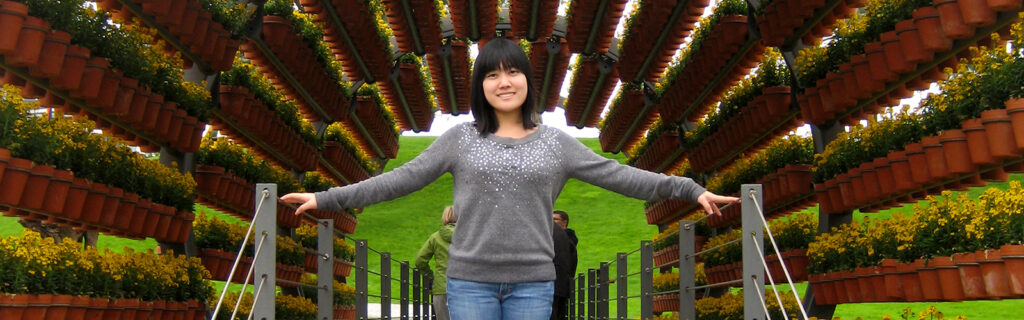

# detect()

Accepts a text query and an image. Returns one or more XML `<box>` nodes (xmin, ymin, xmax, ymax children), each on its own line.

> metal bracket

<box><xmin>348</xmin><ymin>80</ymin><xmax>366</xmax><ymax>116</ymax></box>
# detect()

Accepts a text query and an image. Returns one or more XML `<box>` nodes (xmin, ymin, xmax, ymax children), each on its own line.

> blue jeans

<box><xmin>447</xmin><ymin>277</ymin><xmax>554</xmax><ymax>320</ymax></box>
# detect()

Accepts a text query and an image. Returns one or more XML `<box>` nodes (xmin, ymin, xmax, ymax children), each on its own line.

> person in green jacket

<box><xmin>416</xmin><ymin>205</ymin><xmax>456</xmax><ymax>320</ymax></box>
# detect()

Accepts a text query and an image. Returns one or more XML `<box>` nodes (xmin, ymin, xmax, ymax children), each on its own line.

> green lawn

<box><xmin>3</xmin><ymin>136</ymin><xmax>1023</xmax><ymax>319</ymax></box>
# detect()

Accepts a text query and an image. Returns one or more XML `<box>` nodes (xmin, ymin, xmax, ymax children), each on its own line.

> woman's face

<box><xmin>482</xmin><ymin>66</ymin><xmax>528</xmax><ymax>116</ymax></box>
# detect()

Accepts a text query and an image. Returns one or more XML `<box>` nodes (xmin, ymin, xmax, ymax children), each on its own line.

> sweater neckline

<box><xmin>484</xmin><ymin>124</ymin><xmax>547</xmax><ymax>146</ymax></box>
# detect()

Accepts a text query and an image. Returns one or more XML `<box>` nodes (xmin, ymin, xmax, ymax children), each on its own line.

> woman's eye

<box><xmin>508</xmin><ymin>69</ymin><xmax>520</xmax><ymax>75</ymax></box>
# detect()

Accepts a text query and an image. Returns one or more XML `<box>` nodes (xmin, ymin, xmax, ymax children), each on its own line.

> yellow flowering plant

<box><xmin>356</xmin><ymin>83</ymin><xmax>401</xmax><ymax>137</ymax></box>
<box><xmin>695</xmin><ymin>290</ymin><xmax>800</xmax><ymax>320</ymax></box>
<box><xmin>807</xmin><ymin>220</ymin><xmax>867</xmax><ymax>273</ymax></box>
<box><xmin>219</xmin><ymin>58</ymin><xmax>321</xmax><ymax>148</ymax></box>
<box><xmin>298</xmin><ymin>273</ymin><xmax>357</xmax><ymax>306</ymax></box>
<box><xmin>766</xmin><ymin>212</ymin><xmax>817</xmax><ymax>253</ymax></box>
<box><xmin>200</xmin><ymin>0</ymin><xmax>254</xmax><ymax>36</ymax></box>
<box><xmin>293</xmin><ymin>224</ymin><xmax>355</xmax><ymax>261</ymax></box>
<box><xmin>702</xmin><ymin>229</ymin><xmax>743</xmax><ymax>268</ymax></box>
<box><xmin>812</xmin><ymin>106</ymin><xmax>924</xmax><ymax>183</ymax></box>
<box><xmin>276</xmin><ymin>235</ymin><xmax>305</xmax><ymax>267</ymax></box>
<box><xmin>197</xmin><ymin>134</ymin><xmax>301</xmax><ymax>194</ymax></box>
<box><xmin>275</xmin><ymin>294</ymin><xmax>317</xmax><ymax>320</ymax></box>
<box><xmin>657</xmin><ymin>0</ymin><xmax>747</xmax><ymax>96</ymax></box>
<box><xmin>324</xmin><ymin>122</ymin><xmax>379</xmax><ymax>173</ymax></box>
<box><xmin>193</xmin><ymin>212</ymin><xmax>251</xmax><ymax>255</ymax></box>
<box><xmin>707</xmin><ymin>135</ymin><xmax>812</xmax><ymax>195</ymax></box>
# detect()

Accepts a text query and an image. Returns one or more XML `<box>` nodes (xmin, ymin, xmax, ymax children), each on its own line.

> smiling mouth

<box><xmin>496</xmin><ymin>92</ymin><xmax>516</xmax><ymax>98</ymax></box>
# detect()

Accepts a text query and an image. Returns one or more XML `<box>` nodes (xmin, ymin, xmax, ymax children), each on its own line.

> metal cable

<box><xmin>231</xmin><ymin>233</ymin><xmax>268</xmax><ymax>320</ymax></box>
<box><xmin>691</xmin><ymin>238</ymin><xmax>742</xmax><ymax>257</ymax></box>
<box><xmin>752</xmin><ymin>276</ymin><xmax>773</xmax><ymax>320</ymax></box>
<box><xmin>212</xmin><ymin>189</ymin><xmax>269</xmax><ymax>319</ymax></box>
<box><xmin>690</xmin><ymin>279</ymin><xmax>742</xmax><ymax>290</ymax></box>
<box><xmin>693</xmin><ymin>201</ymin><xmax>736</xmax><ymax>224</ymax></box>
<box><xmin>750</xmin><ymin>189</ymin><xmax>809</xmax><ymax>320</ymax></box>
<box><xmin>750</xmin><ymin>233</ymin><xmax>789</xmax><ymax>320</ymax></box>
<box><xmin>246</xmin><ymin>275</ymin><xmax>269</xmax><ymax>320</ymax></box>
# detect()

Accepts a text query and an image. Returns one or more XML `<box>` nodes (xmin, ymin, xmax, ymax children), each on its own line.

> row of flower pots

<box><xmin>705</xmin><ymin>262</ymin><xmax>744</xmax><ymax>287</ymax></box>
<box><xmin>426</xmin><ymin>39</ymin><xmax>472</xmax><ymax>115</ymax></box>
<box><xmin>380</xmin><ymin>63</ymin><xmax>436</xmax><ymax>132</ymax></box>
<box><xmin>302</xmin><ymin>248</ymin><xmax>353</xmax><ymax>278</ymax></box>
<box><xmin>705</xmin><ymin>165</ymin><xmax>816</xmax><ymax>228</ymax></box>
<box><xmin>0</xmin><ymin>153</ymin><xmax>192</xmax><ymax>243</ymax></box>
<box><xmin>529</xmin><ymin>39</ymin><xmax>571</xmax><ymax>112</ymax></box>
<box><xmin>243</xmin><ymin>16</ymin><xmax>350</xmax><ymax>123</ymax></box>
<box><xmin>322</xmin><ymin>142</ymin><xmax>372</xmax><ymax>184</ymax></box>
<box><xmin>334</xmin><ymin>305</ymin><xmax>356</xmax><ymax>320</ymax></box>
<box><xmin>447</xmin><ymin>0</ymin><xmax>498</xmax><ymax>41</ymax></box>
<box><xmin>809</xmin><ymin>245</ymin><xmax>1024</xmax><ymax>305</ymax></box>
<box><xmin>652</xmin><ymin>293</ymin><xmax>696</xmax><ymax>313</ymax></box>
<box><xmin>0</xmin><ymin>21</ymin><xmax>202</xmax><ymax>153</ymax></box>
<box><xmin>193</xmin><ymin>164</ymin><xmax>304</xmax><ymax>228</ymax></box>
<box><xmin>599</xmin><ymin>86</ymin><xmax>656</xmax><ymax>153</ymax></box>
<box><xmin>565</xmin><ymin>55</ymin><xmax>618</xmax><ymax>128</ymax></box>
<box><xmin>199</xmin><ymin>248</ymin><xmax>304</xmax><ymax>287</ymax></box>
<box><xmin>96</xmin><ymin>0</ymin><xmax>239</xmax><ymax>71</ymax></box>
<box><xmin>686</xmin><ymin>86</ymin><xmax>798</xmax><ymax>173</ymax></box>
<box><xmin>816</xmin><ymin>102</ymin><xmax>1024</xmax><ymax>214</ymax></box>
<box><xmin>382</xmin><ymin>0</ymin><xmax>443</xmax><ymax>54</ymax></box>
<box><xmin>0</xmin><ymin>294</ymin><xmax>205</xmax><ymax>320</ymax></box>
<box><xmin>798</xmin><ymin>2</ymin><xmax>1018</xmax><ymax>127</ymax></box>
<box><xmin>509</xmin><ymin>0</ymin><xmax>560</xmax><ymax>41</ymax></box>
<box><xmin>306</xmin><ymin>209</ymin><xmax>359</xmax><ymax>235</ymax></box>
<box><xmin>216</xmin><ymin>85</ymin><xmax>318</xmax><ymax>171</ymax></box>
<box><xmin>630</xmin><ymin>130</ymin><xmax>682</xmax><ymax>173</ymax></box>
<box><xmin>299</xmin><ymin>0</ymin><xmax>393</xmax><ymax>82</ymax></box>
<box><xmin>343</xmin><ymin>96</ymin><xmax>400</xmax><ymax>158</ymax></box>
<box><xmin>616</xmin><ymin>0</ymin><xmax>707</xmax><ymax>83</ymax></box>
<box><xmin>565</xmin><ymin>0</ymin><xmax>627</xmax><ymax>53</ymax></box>
<box><xmin>652</xmin><ymin>239</ymin><xmax>709</xmax><ymax>268</ymax></box>
<box><xmin>764</xmin><ymin>249</ymin><xmax>810</xmax><ymax>283</ymax></box>
<box><xmin>758</xmin><ymin>0</ymin><xmax>865</xmax><ymax>47</ymax></box>
<box><xmin>658</xmin><ymin>16</ymin><xmax>766</xmax><ymax>123</ymax></box>
<box><xmin>645</xmin><ymin>199</ymin><xmax>695</xmax><ymax>226</ymax></box>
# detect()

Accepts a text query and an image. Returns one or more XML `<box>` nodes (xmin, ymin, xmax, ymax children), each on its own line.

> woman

<box><xmin>281</xmin><ymin>38</ymin><xmax>738</xmax><ymax>319</ymax></box>
<box><xmin>415</xmin><ymin>206</ymin><xmax>457</xmax><ymax>320</ymax></box>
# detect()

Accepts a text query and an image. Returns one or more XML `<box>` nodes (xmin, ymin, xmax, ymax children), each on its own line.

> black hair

<box><xmin>470</xmin><ymin>37</ymin><xmax>538</xmax><ymax>135</ymax></box>
<box><xmin>554</xmin><ymin>210</ymin><xmax>569</xmax><ymax>225</ymax></box>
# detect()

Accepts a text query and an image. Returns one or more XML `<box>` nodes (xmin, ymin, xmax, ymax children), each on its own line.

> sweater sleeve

<box><xmin>314</xmin><ymin>125</ymin><xmax>462</xmax><ymax>211</ymax></box>
<box><xmin>414</xmin><ymin>235</ymin><xmax>435</xmax><ymax>276</ymax></box>
<box><xmin>557</xmin><ymin>131</ymin><xmax>706</xmax><ymax>202</ymax></box>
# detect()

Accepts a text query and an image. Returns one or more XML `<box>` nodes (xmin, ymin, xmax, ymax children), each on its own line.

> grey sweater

<box><xmin>315</xmin><ymin>123</ymin><xmax>706</xmax><ymax>283</ymax></box>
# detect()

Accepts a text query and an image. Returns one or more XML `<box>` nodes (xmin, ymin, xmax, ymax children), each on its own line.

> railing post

<box><xmin>356</xmin><ymin>240</ymin><xmax>369</xmax><ymax>320</ymax></box>
<box><xmin>587</xmin><ymin>269</ymin><xmax>597</xmax><ymax>320</ymax></box>
<box><xmin>568</xmin><ymin>272</ymin><xmax>575</xmax><ymax>320</ymax></box>
<box><xmin>382</xmin><ymin>252</ymin><xmax>392</xmax><ymax>320</ymax></box>
<box><xmin>253</xmin><ymin>183</ymin><xmax>277</xmax><ymax>320</ymax></box>
<box><xmin>640</xmin><ymin>241</ymin><xmax>653</xmax><ymax>320</ymax></box>
<box><xmin>742</xmin><ymin>184</ymin><xmax>766</xmax><ymax>320</ymax></box>
<box><xmin>317</xmin><ymin>219</ymin><xmax>335</xmax><ymax>320</ymax></box>
<box><xmin>577</xmin><ymin>273</ymin><xmax>586</xmax><ymax>320</ymax></box>
<box><xmin>616</xmin><ymin>253</ymin><xmax>627</xmax><ymax>319</ymax></box>
<box><xmin>401</xmin><ymin>261</ymin><xmax>410</xmax><ymax>320</ymax></box>
<box><xmin>680</xmin><ymin>220</ymin><xmax>696</xmax><ymax>320</ymax></box>
<box><xmin>422</xmin><ymin>272</ymin><xmax>432</xmax><ymax>319</ymax></box>
<box><xmin>599</xmin><ymin>262</ymin><xmax>609</xmax><ymax>319</ymax></box>
<box><xmin>412</xmin><ymin>268</ymin><xmax>421</xmax><ymax>320</ymax></box>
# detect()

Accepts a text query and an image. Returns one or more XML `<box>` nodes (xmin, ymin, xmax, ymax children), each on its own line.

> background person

<box><xmin>415</xmin><ymin>205</ymin><xmax>457</xmax><ymax>320</ymax></box>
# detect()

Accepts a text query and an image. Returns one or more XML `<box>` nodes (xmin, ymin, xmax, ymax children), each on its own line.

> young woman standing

<box><xmin>281</xmin><ymin>38</ymin><xmax>739</xmax><ymax>320</ymax></box>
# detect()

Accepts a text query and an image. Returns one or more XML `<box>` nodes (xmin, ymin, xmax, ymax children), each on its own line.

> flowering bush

<box><xmin>694</xmin><ymin>290</ymin><xmax>799</xmax><ymax>320</ymax></box>
<box><xmin>766</xmin><ymin>212</ymin><xmax>817</xmax><ymax>253</ymax></box>
<box><xmin>0</xmin><ymin>86</ymin><xmax>197</xmax><ymax>211</ymax></box>
<box><xmin>193</xmin><ymin>212</ymin><xmax>251</xmax><ymax>255</ymax></box>
<box><xmin>219</xmin><ymin>58</ymin><xmax>321</xmax><ymax>149</ymax></box>
<box><xmin>812</xmin><ymin>107</ymin><xmax>924</xmax><ymax>183</ymax></box>
<box><xmin>197</xmin><ymin>134</ymin><xmax>301</xmax><ymax>194</ymax></box>
<box><xmin>702</xmin><ymin>229</ymin><xmax>743</xmax><ymax>268</ymax></box>
<box><xmin>294</xmin><ymin>224</ymin><xmax>356</xmax><ymax>262</ymax></box>
<box><xmin>707</xmin><ymin>135</ymin><xmax>813</xmax><ymax>194</ymax></box>
<box><xmin>210</xmin><ymin>291</ymin><xmax>316</xmax><ymax>320</ymax></box>
<box><xmin>355</xmin><ymin>83</ymin><xmax>401</xmax><ymax>136</ymax></box>
<box><xmin>276</xmin><ymin>235</ymin><xmax>305</xmax><ymax>267</ymax></box>
<box><xmin>0</xmin><ymin>230</ymin><xmax>211</xmax><ymax>302</ymax></box>
<box><xmin>199</xmin><ymin>0</ymin><xmax>255</xmax><ymax>36</ymax></box>
<box><xmin>651</xmin><ymin>214</ymin><xmax>710</xmax><ymax>251</ymax></box>
<box><xmin>324</xmin><ymin>122</ymin><xmax>379</xmax><ymax>173</ymax></box>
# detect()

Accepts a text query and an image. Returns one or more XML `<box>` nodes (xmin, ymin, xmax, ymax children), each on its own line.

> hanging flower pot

<box><xmin>956</xmin><ymin>0</ymin><xmax>997</xmax><ymax>27</ymax></box>
<box><xmin>100</xmin><ymin>186</ymin><xmax>124</xmax><ymax>227</ymax></box>
<box><xmin>963</xmin><ymin>118</ymin><xmax>997</xmax><ymax>166</ymax></box>
<box><xmin>881</xmin><ymin>31</ymin><xmax>914</xmax><ymax>75</ymax></box>
<box><xmin>980</xmin><ymin>108</ymin><xmax>1019</xmax><ymax>160</ymax></box>
<box><xmin>927</xmin><ymin>255</ymin><xmax>965</xmax><ymax>301</ymax></box>
<box><xmin>935</xmin><ymin>0</ymin><xmax>974</xmax><ymax>39</ymax></box>
<box><xmin>114</xmin><ymin>192</ymin><xmax>138</xmax><ymax>232</ymax></box>
<box><xmin>922</xmin><ymin>136</ymin><xmax>952</xmax><ymax>182</ymax></box>
<box><xmin>0</xmin><ymin>157</ymin><xmax>31</xmax><ymax>207</ymax></box>
<box><xmin>939</xmin><ymin>129</ymin><xmax>976</xmax><ymax>174</ymax></box>
<box><xmin>29</xmin><ymin>30</ymin><xmax>71</xmax><ymax>79</ymax></box>
<box><xmin>0</xmin><ymin>0</ymin><xmax>28</xmax><ymax>54</ymax></box>
<box><xmin>879</xmin><ymin>259</ymin><xmax>904</xmax><ymax>301</ymax></box>
<box><xmin>896</xmin><ymin>261</ymin><xmax>924</xmax><ymax>301</ymax></box>
<box><xmin>50</xmin><ymin>45</ymin><xmax>89</xmax><ymax>92</ymax></box>
<box><xmin>954</xmin><ymin>252</ymin><xmax>987</xmax><ymax>299</ymax></box>
<box><xmin>999</xmin><ymin>244</ymin><xmax>1024</xmax><ymax>296</ymax></box>
<box><xmin>913</xmin><ymin>7</ymin><xmax>953</xmax><ymax>52</ymax></box>
<box><xmin>987</xmin><ymin>0</ymin><xmax>1023</xmax><ymax>11</ymax></box>
<box><xmin>41</xmin><ymin>168</ymin><xmax>73</xmax><ymax>215</ymax></box>
<box><xmin>5</xmin><ymin>16</ymin><xmax>48</xmax><ymax>68</ymax></box>
<box><xmin>19</xmin><ymin>163</ymin><xmax>54</xmax><ymax>210</ymax></box>
<box><xmin>112</xmin><ymin>77</ymin><xmax>138</xmax><ymax>117</ymax></box>
<box><xmin>976</xmin><ymin>249</ymin><xmax>1012</xmax><ymax>299</ymax></box>
<box><xmin>916</xmin><ymin>258</ymin><xmax>944</xmax><ymax>301</ymax></box>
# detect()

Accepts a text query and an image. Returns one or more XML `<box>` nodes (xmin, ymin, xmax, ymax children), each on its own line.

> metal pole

<box><xmin>357</xmin><ymin>240</ymin><xmax>369</xmax><ymax>320</ymax></box>
<box><xmin>616</xmin><ymin>253</ymin><xmax>628</xmax><ymax>319</ymax></box>
<box><xmin>599</xmin><ymin>263</ymin><xmax>609</xmax><ymax>319</ymax></box>
<box><xmin>422</xmin><ymin>272</ymin><xmax>432</xmax><ymax>319</ymax></box>
<box><xmin>382</xmin><ymin>253</ymin><xmax>392</xmax><ymax>320</ymax></box>
<box><xmin>587</xmin><ymin>269</ymin><xmax>597</xmax><ymax>320</ymax></box>
<box><xmin>577</xmin><ymin>273</ymin><xmax>586</xmax><ymax>320</ymax></box>
<box><xmin>680</xmin><ymin>220</ymin><xmax>696</xmax><ymax>320</ymax></box>
<box><xmin>253</xmin><ymin>183</ymin><xmax>277</xmax><ymax>320</ymax></box>
<box><xmin>401</xmin><ymin>262</ymin><xmax>410</xmax><ymax>320</ymax></box>
<box><xmin>640</xmin><ymin>241</ymin><xmax>653</xmax><ymax>320</ymax></box>
<box><xmin>742</xmin><ymin>184</ymin><xmax>766</xmax><ymax>320</ymax></box>
<box><xmin>413</xmin><ymin>268</ymin><xmax>422</xmax><ymax>320</ymax></box>
<box><xmin>568</xmin><ymin>272</ymin><xmax>576</xmax><ymax>320</ymax></box>
<box><xmin>318</xmin><ymin>219</ymin><xmax>335</xmax><ymax>320</ymax></box>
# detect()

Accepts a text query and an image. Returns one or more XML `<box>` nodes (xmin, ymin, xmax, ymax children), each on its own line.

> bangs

<box><xmin>473</xmin><ymin>40</ymin><xmax>532</xmax><ymax>75</ymax></box>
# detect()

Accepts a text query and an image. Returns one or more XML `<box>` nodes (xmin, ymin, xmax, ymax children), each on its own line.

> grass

<box><xmin>3</xmin><ymin>136</ymin><xmax>1022</xmax><ymax>318</ymax></box>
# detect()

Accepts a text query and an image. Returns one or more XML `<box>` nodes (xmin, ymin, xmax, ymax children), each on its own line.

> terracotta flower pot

<box><xmin>935</xmin><ymin>0</ymin><xmax>975</xmax><ymax>40</ymax></box>
<box><xmin>896</xmin><ymin>261</ymin><xmax>924</xmax><ymax>301</ymax></box>
<box><xmin>957</xmin><ymin>0</ymin><xmax>997</xmax><ymax>27</ymax></box>
<box><xmin>19</xmin><ymin>163</ymin><xmax>54</xmax><ymax>210</ymax></box>
<box><xmin>976</xmin><ymin>249</ymin><xmax>1012</xmax><ymax>299</ymax></box>
<box><xmin>939</xmin><ymin>129</ymin><xmax>976</xmax><ymax>174</ymax></box>
<box><xmin>999</xmin><ymin>244</ymin><xmax>1024</xmax><ymax>296</ymax></box>
<box><xmin>913</xmin><ymin>7</ymin><xmax>953</xmax><ymax>53</ymax></box>
<box><xmin>4</xmin><ymin>16</ymin><xmax>48</xmax><ymax>68</ymax></box>
<box><xmin>49</xmin><ymin>44</ymin><xmax>89</xmax><ymax>91</ymax></box>
<box><xmin>0</xmin><ymin>0</ymin><xmax>29</xmax><ymax>54</ymax></box>
<box><xmin>896</xmin><ymin>20</ymin><xmax>932</xmax><ymax>64</ymax></box>
<box><xmin>880</xmin><ymin>259</ymin><xmax>904</xmax><ymax>301</ymax></box>
<box><xmin>916</xmin><ymin>258</ymin><xmax>944</xmax><ymax>301</ymax></box>
<box><xmin>962</xmin><ymin>118</ymin><xmax>997</xmax><ymax>166</ymax></box>
<box><xmin>29</xmin><ymin>30</ymin><xmax>72</xmax><ymax>79</ymax></box>
<box><xmin>922</xmin><ymin>136</ymin><xmax>952</xmax><ymax>182</ymax></box>
<box><xmin>981</xmin><ymin>108</ymin><xmax>1019</xmax><ymax>160</ymax></box>
<box><xmin>954</xmin><ymin>252</ymin><xmax>987</xmax><ymax>299</ymax></box>
<box><xmin>0</xmin><ymin>157</ymin><xmax>31</xmax><ymax>206</ymax></box>
<box><xmin>41</xmin><ymin>168</ymin><xmax>73</xmax><ymax>215</ymax></box>
<box><xmin>72</xmin><ymin>56</ymin><xmax>108</xmax><ymax>101</ymax></box>
<box><xmin>987</xmin><ymin>0</ymin><xmax>1023</xmax><ymax>11</ymax></box>
<box><xmin>927</xmin><ymin>256</ymin><xmax>965</xmax><ymax>301</ymax></box>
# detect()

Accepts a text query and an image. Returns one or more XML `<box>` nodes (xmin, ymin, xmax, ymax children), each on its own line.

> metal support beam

<box><xmin>581</xmin><ymin>0</ymin><xmax>610</xmax><ymax>55</ymax></box>
<box><xmin>741</xmin><ymin>184</ymin><xmax>765</xmax><ymax>320</ymax></box>
<box><xmin>401</xmin><ymin>262</ymin><xmax>410</xmax><ymax>320</ymax></box>
<box><xmin>679</xmin><ymin>220</ymin><xmax>696</xmax><ymax>320</ymax></box>
<box><xmin>576</xmin><ymin>55</ymin><xmax>615</xmax><ymax>129</ymax></box>
<box><xmin>413</xmin><ymin>268</ymin><xmax>422</xmax><ymax>320</ymax></box>
<box><xmin>631</xmin><ymin>0</ymin><xmax>690</xmax><ymax>83</ymax></box>
<box><xmin>616</xmin><ymin>253</ymin><xmax>628</xmax><ymax>319</ymax></box>
<box><xmin>357</xmin><ymin>240</ymin><xmax>369</xmax><ymax>320</ymax></box>
<box><xmin>587</xmin><ymin>269</ymin><xmax>597</xmax><ymax>319</ymax></box>
<box><xmin>640</xmin><ymin>241</ymin><xmax>653</xmax><ymax>320</ymax></box>
<box><xmin>382</xmin><ymin>252</ymin><xmax>392</xmax><ymax>320</ymax></box>
<box><xmin>438</xmin><ymin>40</ymin><xmax>461</xmax><ymax>116</ymax></box>
<box><xmin>577</xmin><ymin>273</ymin><xmax>586</xmax><ymax>320</ymax></box>
<box><xmin>598</xmin><ymin>263</ymin><xmax>609</xmax><ymax>319</ymax></box>
<box><xmin>253</xmin><ymin>183</ymin><xmax>277</xmax><ymax>320</ymax></box>
<box><xmin>318</xmin><ymin>219</ymin><xmax>335</xmax><ymax>320</ymax></box>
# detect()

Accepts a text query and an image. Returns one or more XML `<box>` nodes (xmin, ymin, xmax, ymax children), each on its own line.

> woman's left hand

<box><xmin>697</xmin><ymin>191</ymin><xmax>741</xmax><ymax>216</ymax></box>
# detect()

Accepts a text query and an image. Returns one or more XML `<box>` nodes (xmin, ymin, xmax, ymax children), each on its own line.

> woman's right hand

<box><xmin>280</xmin><ymin>193</ymin><xmax>318</xmax><ymax>216</ymax></box>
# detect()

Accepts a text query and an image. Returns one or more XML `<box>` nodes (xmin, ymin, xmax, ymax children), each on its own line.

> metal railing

<box><xmin>569</xmin><ymin>184</ymin><xmax>811</xmax><ymax>320</ymax></box>
<box><xmin>350</xmin><ymin>237</ymin><xmax>435</xmax><ymax>320</ymax></box>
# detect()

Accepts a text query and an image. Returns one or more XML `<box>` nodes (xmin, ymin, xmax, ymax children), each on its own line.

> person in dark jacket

<box><xmin>551</xmin><ymin>217</ymin><xmax>577</xmax><ymax>320</ymax></box>
<box><xmin>553</xmin><ymin>210</ymin><xmax>578</xmax><ymax>246</ymax></box>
